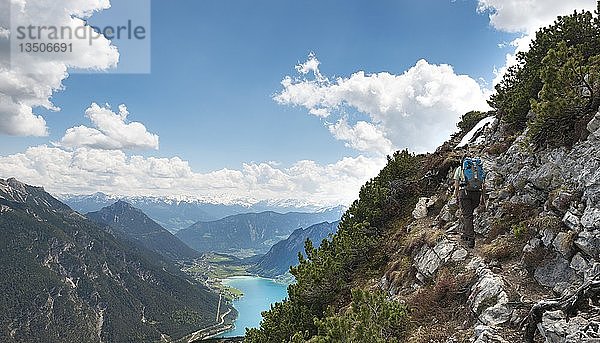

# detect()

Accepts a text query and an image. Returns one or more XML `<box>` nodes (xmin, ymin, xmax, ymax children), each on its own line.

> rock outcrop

<box><xmin>380</xmin><ymin>112</ymin><xmax>600</xmax><ymax>342</ymax></box>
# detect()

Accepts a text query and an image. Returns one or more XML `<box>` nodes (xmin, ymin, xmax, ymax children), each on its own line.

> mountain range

<box><xmin>0</xmin><ymin>178</ymin><xmax>231</xmax><ymax>342</ymax></box>
<box><xmin>249</xmin><ymin>221</ymin><xmax>340</xmax><ymax>278</ymax></box>
<box><xmin>87</xmin><ymin>200</ymin><xmax>200</xmax><ymax>261</ymax></box>
<box><xmin>61</xmin><ymin>192</ymin><xmax>345</xmax><ymax>233</ymax></box>
<box><xmin>176</xmin><ymin>211</ymin><xmax>342</xmax><ymax>256</ymax></box>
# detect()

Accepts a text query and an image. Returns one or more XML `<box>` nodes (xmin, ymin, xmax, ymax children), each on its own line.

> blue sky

<box><xmin>0</xmin><ymin>0</ymin><xmax>596</xmax><ymax>205</ymax></box>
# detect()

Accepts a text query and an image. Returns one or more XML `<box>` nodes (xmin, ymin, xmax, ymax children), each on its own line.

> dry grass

<box><xmin>479</xmin><ymin>235</ymin><xmax>519</xmax><ymax>262</ymax></box>
<box><xmin>487</xmin><ymin>202</ymin><xmax>536</xmax><ymax>242</ymax></box>
<box><xmin>408</xmin><ymin>268</ymin><xmax>475</xmax><ymax>324</ymax></box>
<box><xmin>403</xmin><ymin>227</ymin><xmax>444</xmax><ymax>254</ymax></box>
<box><xmin>528</xmin><ymin>215</ymin><xmax>563</xmax><ymax>233</ymax></box>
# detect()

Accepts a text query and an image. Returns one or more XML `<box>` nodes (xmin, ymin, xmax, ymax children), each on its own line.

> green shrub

<box><xmin>308</xmin><ymin>289</ymin><xmax>409</xmax><ymax>343</ymax></box>
<box><xmin>457</xmin><ymin>111</ymin><xmax>487</xmax><ymax>133</ymax></box>
<box><xmin>245</xmin><ymin>150</ymin><xmax>422</xmax><ymax>342</ymax></box>
<box><xmin>529</xmin><ymin>41</ymin><xmax>600</xmax><ymax>148</ymax></box>
<box><xmin>489</xmin><ymin>6</ymin><xmax>600</xmax><ymax>131</ymax></box>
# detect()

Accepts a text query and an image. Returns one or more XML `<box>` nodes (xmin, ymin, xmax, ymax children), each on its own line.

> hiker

<box><xmin>453</xmin><ymin>155</ymin><xmax>486</xmax><ymax>248</ymax></box>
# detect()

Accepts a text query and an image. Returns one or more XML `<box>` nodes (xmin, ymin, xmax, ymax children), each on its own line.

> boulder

<box><xmin>574</xmin><ymin>230</ymin><xmax>600</xmax><ymax>259</ymax></box>
<box><xmin>569</xmin><ymin>252</ymin><xmax>589</xmax><ymax>275</ymax></box>
<box><xmin>413</xmin><ymin>197</ymin><xmax>436</xmax><ymax>219</ymax></box>
<box><xmin>552</xmin><ymin>231</ymin><xmax>574</xmax><ymax>258</ymax></box>
<box><xmin>534</xmin><ymin>255</ymin><xmax>582</xmax><ymax>291</ymax></box>
<box><xmin>469</xmin><ymin>268</ymin><xmax>510</xmax><ymax>326</ymax></box>
<box><xmin>538</xmin><ymin>310</ymin><xmax>600</xmax><ymax>343</ymax></box>
<box><xmin>413</xmin><ymin>245</ymin><xmax>442</xmax><ymax>279</ymax></box>
<box><xmin>562</xmin><ymin>212</ymin><xmax>581</xmax><ymax>231</ymax></box>
<box><xmin>580</xmin><ymin>206</ymin><xmax>600</xmax><ymax>229</ymax></box>
<box><xmin>586</xmin><ymin>111</ymin><xmax>600</xmax><ymax>138</ymax></box>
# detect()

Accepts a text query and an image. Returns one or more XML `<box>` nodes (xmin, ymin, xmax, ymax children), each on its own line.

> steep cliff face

<box><xmin>379</xmin><ymin>112</ymin><xmax>600</xmax><ymax>342</ymax></box>
<box><xmin>0</xmin><ymin>179</ymin><xmax>230</xmax><ymax>342</ymax></box>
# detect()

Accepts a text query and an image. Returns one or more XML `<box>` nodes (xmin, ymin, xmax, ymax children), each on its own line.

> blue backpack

<box><xmin>462</xmin><ymin>157</ymin><xmax>485</xmax><ymax>191</ymax></box>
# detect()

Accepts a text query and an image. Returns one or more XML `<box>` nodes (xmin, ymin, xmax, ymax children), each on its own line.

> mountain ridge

<box><xmin>61</xmin><ymin>192</ymin><xmax>345</xmax><ymax>233</ymax></box>
<box><xmin>249</xmin><ymin>221</ymin><xmax>340</xmax><ymax>278</ymax></box>
<box><xmin>176</xmin><ymin>210</ymin><xmax>342</xmax><ymax>256</ymax></box>
<box><xmin>86</xmin><ymin>200</ymin><xmax>200</xmax><ymax>261</ymax></box>
<box><xmin>0</xmin><ymin>178</ymin><xmax>233</xmax><ymax>342</ymax></box>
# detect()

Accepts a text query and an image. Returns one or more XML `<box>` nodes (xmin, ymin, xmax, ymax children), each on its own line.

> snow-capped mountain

<box><xmin>58</xmin><ymin>192</ymin><xmax>346</xmax><ymax>233</ymax></box>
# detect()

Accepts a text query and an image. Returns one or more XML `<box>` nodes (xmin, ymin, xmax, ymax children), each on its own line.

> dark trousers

<box><xmin>460</xmin><ymin>190</ymin><xmax>481</xmax><ymax>240</ymax></box>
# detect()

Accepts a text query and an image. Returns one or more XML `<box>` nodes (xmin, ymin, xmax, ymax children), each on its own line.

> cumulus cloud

<box><xmin>477</xmin><ymin>0</ymin><xmax>597</xmax><ymax>85</ymax></box>
<box><xmin>328</xmin><ymin>119</ymin><xmax>395</xmax><ymax>156</ymax></box>
<box><xmin>57</xmin><ymin>103</ymin><xmax>159</xmax><ymax>150</ymax></box>
<box><xmin>0</xmin><ymin>0</ymin><xmax>118</xmax><ymax>136</ymax></box>
<box><xmin>0</xmin><ymin>145</ymin><xmax>385</xmax><ymax>207</ymax></box>
<box><xmin>275</xmin><ymin>55</ymin><xmax>491</xmax><ymax>154</ymax></box>
<box><xmin>477</xmin><ymin>0</ymin><xmax>596</xmax><ymax>33</ymax></box>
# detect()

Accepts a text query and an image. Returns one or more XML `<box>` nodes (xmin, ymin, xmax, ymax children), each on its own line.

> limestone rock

<box><xmin>541</xmin><ymin>228</ymin><xmax>557</xmax><ymax>247</ymax></box>
<box><xmin>413</xmin><ymin>196</ymin><xmax>436</xmax><ymax>219</ymax></box>
<box><xmin>469</xmin><ymin>268</ymin><xmax>510</xmax><ymax>326</ymax></box>
<box><xmin>581</xmin><ymin>206</ymin><xmax>600</xmax><ymax>229</ymax></box>
<box><xmin>413</xmin><ymin>239</ymin><xmax>456</xmax><ymax>279</ymax></box>
<box><xmin>538</xmin><ymin>310</ymin><xmax>600</xmax><ymax>343</ymax></box>
<box><xmin>562</xmin><ymin>212</ymin><xmax>581</xmax><ymax>231</ymax></box>
<box><xmin>480</xmin><ymin>303</ymin><xmax>512</xmax><ymax>326</ymax></box>
<box><xmin>585</xmin><ymin>262</ymin><xmax>600</xmax><ymax>283</ymax></box>
<box><xmin>439</xmin><ymin>203</ymin><xmax>455</xmax><ymax>222</ymax></box>
<box><xmin>570</xmin><ymin>252</ymin><xmax>589</xmax><ymax>275</ymax></box>
<box><xmin>534</xmin><ymin>255</ymin><xmax>581</xmax><ymax>291</ymax></box>
<box><xmin>451</xmin><ymin>247</ymin><xmax>468</xmax><ymax>261</ymax></box>
<box><xmin>552</xmin><ymin>231</ymin><xmax>574</xmax><ymax>258</ymax></box>
<box><xmin>473</xmin><ymin>325</ymin><xmax>509</xmax><ymax>343</ymax></box>
<box><xmin>433</xmin><ymin>239</ymin><xmax>455</xmax><ymax>262</ymax></box>
<box><xmin>413</xmin><ymin>245</ymin><xmax>442</xmax><ymax>279</ymax></box>
<box><xmin>574</xmin><ymin>230</ymin><xmax>600</xmax><ymax>259</ymax></box>
<box><xmin>550</xmin><ymin>191</ymin><xmax>575</xmax><ymax>214</ymax></box>
<box><xmin>587</xmin><ymin>111</ymin><xmax>600</xmax><ymax>138</ymax></box>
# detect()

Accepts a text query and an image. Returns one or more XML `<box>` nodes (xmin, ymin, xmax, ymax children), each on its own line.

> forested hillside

<box><xmin>87</xmin><ymin>201</ymin><xmax>200</xmax><ymax>261</ymax></box>
<box><xmin>246</xmin><ymin>4</ymin><xmax>600</xmax><ymax>342</ymax></box>
<box><xmin>0</xmin><ymin>178</ymin><xmax>230</xmax><ymax>342</ymax></box>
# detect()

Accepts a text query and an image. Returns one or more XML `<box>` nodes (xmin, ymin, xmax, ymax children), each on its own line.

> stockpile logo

<box><xmin>8</xmin><ymin>0</ymin><xmax>151</xmax><ymax>74</ymax></box>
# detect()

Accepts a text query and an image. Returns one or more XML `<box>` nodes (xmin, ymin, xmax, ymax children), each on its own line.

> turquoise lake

<box><xmin>219</xmin><ymin>276</ymin><xmax>289</xmax><ymax>337</ymax></box>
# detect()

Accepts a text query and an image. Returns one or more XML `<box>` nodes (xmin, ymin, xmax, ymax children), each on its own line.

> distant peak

<box><xmin>112</xmin><ymin>200</ymin><xmax>134</xmax><ymax>209</ymax></box>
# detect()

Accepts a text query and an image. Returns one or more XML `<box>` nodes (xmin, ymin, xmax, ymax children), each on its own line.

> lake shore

<box><xmin>218</xmin><ymin>275</ymin><xmax>289</xmax><ymax>338</ymax></box>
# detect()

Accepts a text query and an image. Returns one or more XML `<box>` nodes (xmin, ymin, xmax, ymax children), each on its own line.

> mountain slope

<box><xmin>175</xmin><ymin>211</ymin><xmax>342</xmax><ymax>255</ymax></box>
<box><xmin>0</xmin><ymin>178</ymin><xmax>232</xmax><ymax>342</ymax></box>
<box><xmin>87</xmin><ymin>201</ymin><xmax>200</xmax><ymax>261</ymax></box>
<box><xmin>249</xmin><ymin>221</ymin><xmax>339</xmax><ymax>278</ymax></box>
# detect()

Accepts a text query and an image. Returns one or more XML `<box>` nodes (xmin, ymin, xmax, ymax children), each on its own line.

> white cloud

<box><xmin>0</xmin><ymin>0</ymin><xmax>118</xmax><ymax>136</ymax></box>
<box><xmin>328</xmin><ymin>119</ymin><xmax>395</xmax><ymax>156</ymax></box>
<box><xmin>477</xmin><ymin>0</ymin><xmax>597</xmax><ymax>85</ymax></box>
<box><xmin>0</xmin><ymin>145</ymin><xmax>385</xmax><ymax>207</ymax></box>
<box><xmin>57</xmin><ymin>103</ymin><xmax>159</xmax><ymax>150</ymax></box>
<box><xmin>477</xmin><ymin>0</ymin><xmax>596</xmax><ymax>33</ymax></box>
<box><xmin>275</xmin><ymin>55</ymin><xmax>491</xmax><ymax>154</ymax></box>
